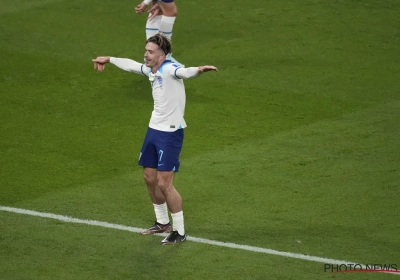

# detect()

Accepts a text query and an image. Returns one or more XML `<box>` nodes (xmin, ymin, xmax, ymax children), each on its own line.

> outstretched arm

<box><xmin>174</xmin><ymin>65</ymin><xmax>218</xmax><ymax>79</ymax></box>
<box><xmin>92</xmin><ymin>56</ymin><xmax>149</xmax><ymax>76</ymax></box>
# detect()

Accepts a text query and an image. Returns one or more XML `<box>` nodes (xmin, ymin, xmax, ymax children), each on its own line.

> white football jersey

<box><xmin>110</xmin><ymin>58</ymin><xmax>200</xmax><ymax>132</ymax></box>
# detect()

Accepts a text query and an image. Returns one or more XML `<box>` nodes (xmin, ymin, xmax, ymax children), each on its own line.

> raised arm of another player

<box><xmin>135</xmin><ymin>0</ymin><xmax>157</xmax><ymax>14</ymax></box>
<box><xmin>174</xmin><ymin>65</ymin><xmax>218</xmax><ymax>79</ymax></box>
<box><xmin>92</xmin><ymin>56</ymin><xmax>150</xmax><ymax>76</ymax></box>
<box><xmin>135</xmin><ymin>0</ymin><xmax>149</xmax><ymax>14</ymax></box>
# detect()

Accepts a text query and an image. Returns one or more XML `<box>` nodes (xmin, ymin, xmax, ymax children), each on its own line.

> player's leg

<box><xmin>157</xmin><ymin>0</ymin><xmax>184</xmax><ymax>66</ymax></box>
<box><xmin>146</xmin><ymin>14</ymin><xmax>162</xmax><ymax>39</ymax></box>
<box><xmin>154</xmin><ymin>128</ymin><xmax>186</xmax><ymax>244</ymax></box>
<box><xmin>157</xmin><ymin>171</ymin><xmax>182</xmax><ymax>213</ymax></box>
<box><xmin>143</xmin><ymin>167</ymin><xmax>164</xmax><ymax>204</ymax></box>
<box><xmin>145</xmin><ymin>2</ymin><xmax>162</xmax><ymax>40</ymax></box>
<box><xmin>157</xmin><ymin>171</ymin><xmax>186</xmax><ymax>244</ymax></box>
<box><xmin>158</xmin><ymin>0</ymin><xmax>178</xmax><ymax>22</ymax></box>
<box><xmin>139</xmin><ymin>128</ymin><xmax>171</xmax><ymax>235</ymax></box>
<box><xmin>141</xmin><ymin>167</ymin><xmax>172</xmax><ymax>234</ymax></box>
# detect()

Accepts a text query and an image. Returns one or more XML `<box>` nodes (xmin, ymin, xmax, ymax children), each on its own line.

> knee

<box><xmin>143</xmin><ymin>171</ymin><xmax>156</xmax><ymax>185</ymax></box>
<box><xmin>162</xmin><ymin>10</ymin><xmax>177</xmax><ymax>17</ymax></box>
<box><xmin>162</xmin><ymin>4</ymin><xmax>177</xmax><ymax>17</ymax></box>
<box><xmin>168</xmin><ymin>9</ymin><xmax>177</xmax><ymax>17</ymax></box>
<box><xmin>157</xmin><ymin>178</ymin><xmax>172</xmax><ymax>193</ymax></box>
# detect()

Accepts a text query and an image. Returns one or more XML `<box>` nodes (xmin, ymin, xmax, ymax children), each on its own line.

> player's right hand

<box><xmin>135</xmin><ymin>2</ymin><xmax>147</xmax><ymax>14</ymax></box>
<box><xmin>198</xmin><ymin>66</ymin><xmax>218</xmax><ymax>73</ymax></box>
<box><xmin>148</xmin><ymin>4</ymin><xmax>162</xmax><ymax>20</ymax></box>
<box><xmin>92</xmin><ymin>57</ymin><xmax>110</xmax><ymax>72</ymax></box>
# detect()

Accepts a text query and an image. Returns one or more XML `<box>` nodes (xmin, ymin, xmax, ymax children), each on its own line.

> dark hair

<box><xmin>146</xmin><ymin>33</ymin><xmax>172</xmax><ymax>55</ymax></box>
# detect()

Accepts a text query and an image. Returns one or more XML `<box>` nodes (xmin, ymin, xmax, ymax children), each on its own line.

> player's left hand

<box><xmin>198</xmin><ymin>66</ymin><xmax>218</xmax><ymax>73</ymax></box>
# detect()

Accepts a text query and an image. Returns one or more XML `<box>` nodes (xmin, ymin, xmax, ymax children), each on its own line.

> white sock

<box><xmin>171</xmin><ymin>211</ymin><xmax>185</xmax><ymax>236</ymax></box>
<box><xmin>153</xmin><ymin>203</ymin><xmax>169</xmax><ymax>225</ymax></box>
<box><xmin>146</xmin><ymin>14</ymin><xmax>162</xmax><ymax>39</ymax></box>
<box><xmin>159</xmin><ymin>17</ymin><xmax>184</xmax><ymax>66</ymax></box>
<box><xmin>159</xmin><ymin>15</ymin><xmax>175</xmax><ymax>40</ymax></box>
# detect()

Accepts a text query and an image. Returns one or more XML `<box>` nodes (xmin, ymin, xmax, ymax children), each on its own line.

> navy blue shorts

<box><xmin>138</xmin><ymin>127</ymin><xmax>184</xmax><ymax>172</ymax></box>
<box><xmin>157</xmin><ymin>0</ymin><xmax>174</xmax><ymax>3</ymax></box>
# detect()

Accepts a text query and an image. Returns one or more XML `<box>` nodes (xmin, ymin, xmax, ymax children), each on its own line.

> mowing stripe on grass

<box><xmin>4</xmin><ymin>204</ymin><xmax>399</xmax><ymax>276</ymax></box>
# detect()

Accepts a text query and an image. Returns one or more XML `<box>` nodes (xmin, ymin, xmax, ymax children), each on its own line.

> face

<box><xmin>144</xmin><ymin>42</ymin><xmax>165</xmax><ymax>68</ymax></box>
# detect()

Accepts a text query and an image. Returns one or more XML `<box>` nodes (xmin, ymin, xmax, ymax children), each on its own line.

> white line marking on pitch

<box><xmin>0</xmin><ymin>205</ymin><xmax>395</xmax><ymax>274</ymax></box>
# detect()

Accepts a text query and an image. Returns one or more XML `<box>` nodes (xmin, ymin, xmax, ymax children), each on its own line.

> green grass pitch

<box><xmin>0</xmin><ymin>0</ymin><xmax>399</xmax><ymax>279</ymax></box>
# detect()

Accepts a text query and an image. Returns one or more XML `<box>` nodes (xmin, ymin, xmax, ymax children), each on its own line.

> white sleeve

<box><xmin>173</xmin><ymin>67</ymin><xmax>200</xmax><ymax>79</ymax></box>
<box><xmin>110</xmin><ymin>57</ymin><xmax>149</xmax><ymax>76</ymax></box>
<box><xmin>143</xmin><ymin>0</ymin><xmax>152</xmax><ymax>5</ymax></box>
